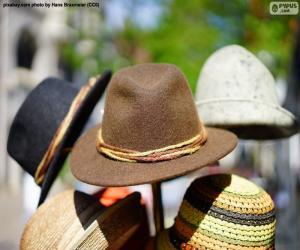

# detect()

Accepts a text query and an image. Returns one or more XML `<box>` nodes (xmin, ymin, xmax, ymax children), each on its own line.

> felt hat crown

<box><xmin>21</xmin><ymin>190</ymin><xmax>142</xmax><ymax>250</ymax></box>
<box><xmin>71</xmin><ymin>63</ymin><xmax>237</xmax><ymax>186</ymax></box>
<box><xmin>155</xmin><ymin>174</ymin><xmax>276</xmax><ymax>249</ymax></box>
<box><xmin>7</xmin><ymin>71</ymin><xmax>112</xmax><ymax>205</ymax></box>
<box><xmin>196</xmin><ymin>45</ymin><xmax>298</xmax><ymax>139</ymax></box>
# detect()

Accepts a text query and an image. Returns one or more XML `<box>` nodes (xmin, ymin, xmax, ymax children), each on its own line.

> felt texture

<box><xmin>8</xmin><ymin>78</ymin><xmax>77</xmax><ymax>177</ymax></box>
<box><xmin>71</xmin><ymin>63</ymin><xmax>238</xmax><ymax>186</ymax></box>
<box><xmin>7</xmin><ymin>71</ymin><xmax>112</xmax><ymax>205</ymax></box>
<box><xmin>197</xmin><ymin>100</ymin><xmax>298</xmax><ymax>140</ymax></box>
<box><xmin>102</xmin><ymin>63</ymin><xmax>200</xmax><ymax>151</ymax></box>
<box><xmin>20</xmin><ymin>190</ymin><xmax>142</xmax><ymax>250</ymax></box>
<box><xmin>72</xmin><ymin>125</ymin><xmax>236</xmax><ymax>186</ymax></box>
<box><xmin>196</xmin><ymin>44</ymin><xmax>299</xmax><ymax>140</ymax></box>
<box><xmin>39</xmin><ymin>71</ymin><xmax>111</xmax><ymax>205</ymax></box>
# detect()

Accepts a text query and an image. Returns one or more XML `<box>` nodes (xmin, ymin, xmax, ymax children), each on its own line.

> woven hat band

<box><xmin>96</xmin><ymin>126</ymin><xmax>208</xmax><ymax>163</ymax></box>
<box><xmin>34</xmin><ymin>77</ymin><xmax>98</xmax><ymax>185</ymax></box>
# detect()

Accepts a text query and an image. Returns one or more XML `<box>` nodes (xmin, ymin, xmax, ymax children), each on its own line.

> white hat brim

<box><xmin>196</xmin><ymin>99</ymin><xmax>299</xmax><ymax>140</ymax></box>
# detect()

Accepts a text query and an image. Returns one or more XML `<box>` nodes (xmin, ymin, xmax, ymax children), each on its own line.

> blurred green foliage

<box><xmin>61</xmin><ymin>0</ymin><xmax>299</xmax><ymax>92</ymax></box>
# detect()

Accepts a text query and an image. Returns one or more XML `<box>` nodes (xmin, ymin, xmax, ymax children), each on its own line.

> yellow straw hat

<box><xmin>20</xmin><ymin>190</ymin><xmax>142</xmax><ymax>250</ymax></box>
<box><xmin>155</xmin><ymin>174</ymin><xmax>276</xmax><ymax>250</ymax></box>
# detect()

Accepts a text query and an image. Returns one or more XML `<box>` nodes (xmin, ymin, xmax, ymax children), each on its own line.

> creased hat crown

<box><xmin>102</xmin><ymin>63</ymin><xmax>201</xmax><ymax>152</ymax></box>
<box><xmin>196</xmin><ymin>45</ymin><xmax>279</xmax><ymax>104</ymax></box>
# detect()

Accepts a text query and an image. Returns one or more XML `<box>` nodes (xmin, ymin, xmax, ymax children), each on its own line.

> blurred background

<box><xmin>1</xmin><ymin>0</ymin><xmax>300</xmax><ymax>249</ymax></box>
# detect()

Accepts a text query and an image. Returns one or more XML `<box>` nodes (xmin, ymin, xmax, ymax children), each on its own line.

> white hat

<box><xmin>196</xmin><ymin>44</ymin><xmax>298</xmax><ymax>139</ymax></box>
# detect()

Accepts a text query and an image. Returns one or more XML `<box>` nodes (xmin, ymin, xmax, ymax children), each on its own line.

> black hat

<box><xmin>7</xmin><ymin>71</ymin><xmax>112</xmax><ymax>205</ymax></box>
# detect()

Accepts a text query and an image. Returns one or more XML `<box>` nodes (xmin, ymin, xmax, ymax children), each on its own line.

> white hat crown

<box><xmin>196</xmin><ymin>45</ymin><xmax>279</xmax><ymax>105</ymax></box>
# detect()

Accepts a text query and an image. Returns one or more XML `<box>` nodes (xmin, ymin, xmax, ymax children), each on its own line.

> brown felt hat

<box><xmin>70</xmin><ymin>63</ymin><xmax>238</xmax><ymax>186</ymax></box>
<box><xmin>21</xmin><ymin>190</ymin><xmax>142</xmax><ymax>250</ymax></box>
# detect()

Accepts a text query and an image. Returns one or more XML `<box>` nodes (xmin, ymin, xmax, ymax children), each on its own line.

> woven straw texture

<box><xmin>156</xmin><ymin>174</ymin><xmax>275</xmax><ymax>250</ymax></box>
<box><xmin>20</xmin><ymin>190</ymin><xmax>141</xmax><ymax>250</ymax></box>
<box><xmin>20</xmin><ymin>190</ymin><xmax>108</xmax><ymax>250</ymax></box>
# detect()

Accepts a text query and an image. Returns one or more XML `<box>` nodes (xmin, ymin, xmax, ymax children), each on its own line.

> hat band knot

<box><xmin>96</xmin><ymin>127</ymin><xmax>207</xmax><ymax>163</ymax></box>
<box><xmin>34</xmin><ymin>77</ymin><xmax>99</xmax><ymax>185</ymax></box>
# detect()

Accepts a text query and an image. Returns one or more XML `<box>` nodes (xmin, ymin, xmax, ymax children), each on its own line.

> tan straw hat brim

<box><xmin>20</xmin><ymin>190</ymin><xmax>141</xmax><ymax>250</ymax></box>
<box><xmin>70</xmin><ymin>125</ymin><xmax>237</xmax><ymax>186</ymax></box>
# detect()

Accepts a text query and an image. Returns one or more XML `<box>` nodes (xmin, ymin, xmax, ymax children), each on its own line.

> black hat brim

<box><xmin>38</xmin><ymin>71</ymin><xmax>112</xmax><ymax>206</ymax></box>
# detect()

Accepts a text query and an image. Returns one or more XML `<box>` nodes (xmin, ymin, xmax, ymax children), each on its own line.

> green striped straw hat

<box><xmin>156</xmin><ymin>174</ymin><xmax>275</xmax><ymax>250</ymax></box>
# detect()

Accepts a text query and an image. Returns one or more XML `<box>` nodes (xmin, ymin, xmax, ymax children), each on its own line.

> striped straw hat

<box><xmin>21</xmin><ymin>190</ymin><xmax>142</xmax><ymax>250</ymax></box>
<box><xmin>155</xmin><ymin>174</ymin><xmax>276</xmax><ymax>250</ymax></box>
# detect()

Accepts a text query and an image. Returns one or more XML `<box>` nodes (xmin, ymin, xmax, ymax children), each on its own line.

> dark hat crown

<box><xmin>7</xmin><ymin>78</ymin><xmax>78</xmax><ymax>177</ymax></box>
<box><xmin>102</xmin><ymin>63</ymin><xmax>201</xmax><ymax>151</ymax></box>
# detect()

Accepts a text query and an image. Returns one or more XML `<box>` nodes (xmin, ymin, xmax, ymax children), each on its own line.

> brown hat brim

<box><xmin>70</xmin><ymin>125</ymin><xmax>238</xmax><ymax>186</ymax></box>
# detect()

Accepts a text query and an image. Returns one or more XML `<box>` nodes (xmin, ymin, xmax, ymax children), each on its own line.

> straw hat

<box><xmin>196</xmin><ymin>45</ymin><xmax>299</xmax><ymax>139</ymax></box>
<box><xmin>21</xmin><ymin>190</ymin><xmax>142</xmax><ymax>250</ymax></box>
<box><xmin>71</xmin><ymin>63</ymin><xmax>237</xmax><ymax>186</ymax></box>
<box><xmin>7</xmin><ymin>72</ymin><xmax>111</xmax><ymax>205</ymax></box>
<box><xmin>155</xmin><ymin>174</ymin><xmax>276</xmax><ymax>249</ymax></box>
